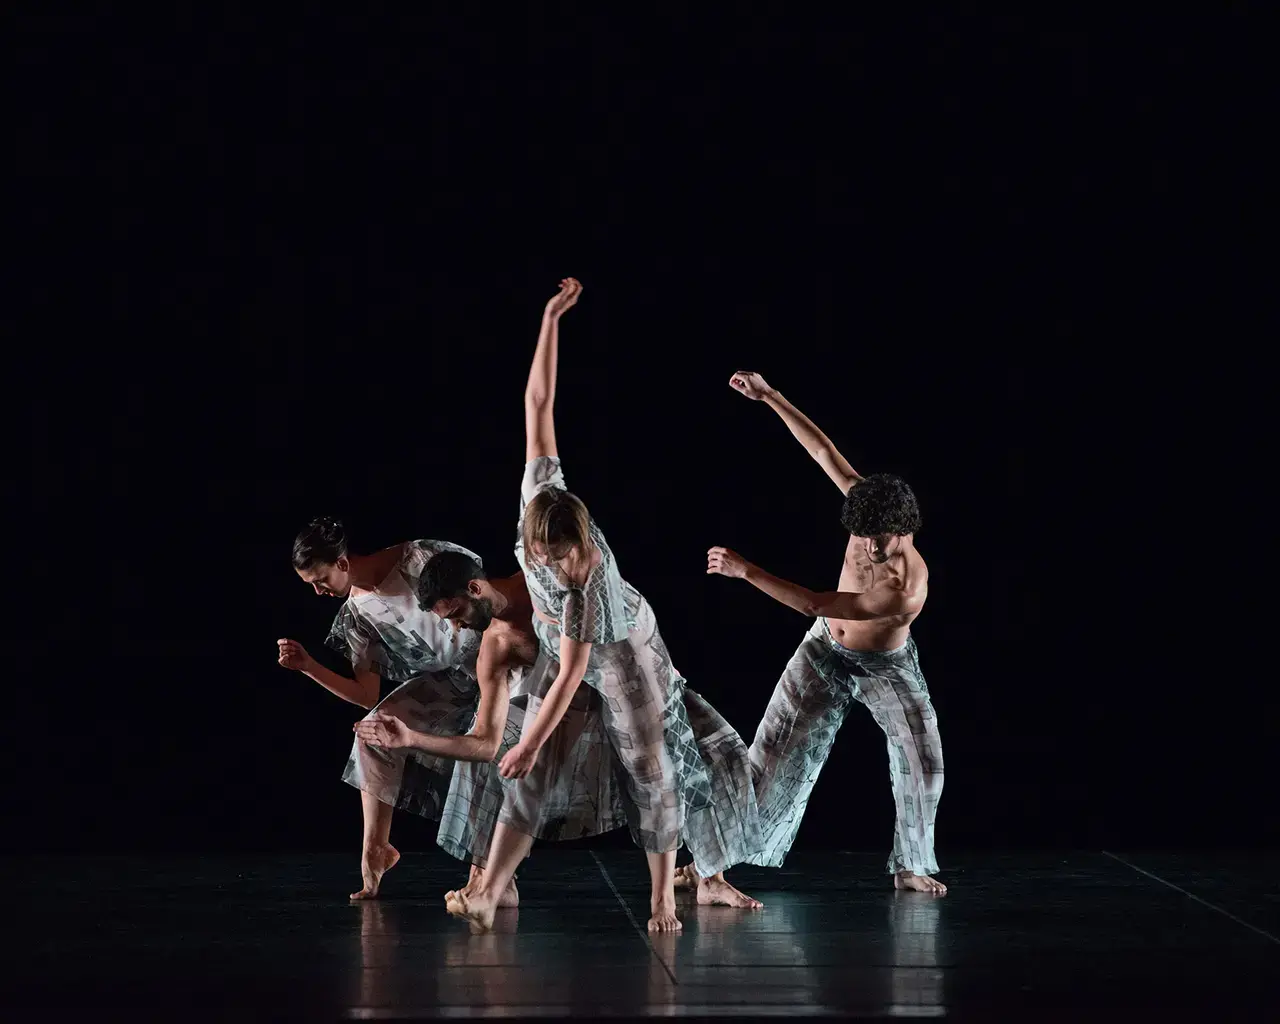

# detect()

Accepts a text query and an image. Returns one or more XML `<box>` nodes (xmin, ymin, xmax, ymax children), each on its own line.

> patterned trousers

<box><xmin>748</xmin><ymin>619</ymin><xmax>944</xmax><ymax>875</ymax></box>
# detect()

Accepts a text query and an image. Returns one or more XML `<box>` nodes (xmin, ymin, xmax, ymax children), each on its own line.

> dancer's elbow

<box><xmin>475</xmin><ymin>733</ymin><xmax>502</xmax><ymax>762</ymax></box>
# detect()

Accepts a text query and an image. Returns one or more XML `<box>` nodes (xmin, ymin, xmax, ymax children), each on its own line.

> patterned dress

<box><xmin>327</xmin><ymin>539</ymin><xmax>518</xmax><ymax>865</ymax></box>
<box><xmin>749</xmin><ymin>617</ymin><xmax>944</xmax><ymax>875</ymax></box>
<box><xmin>501</xmin><ymin>457</ymin><xmax>762</xmax><ymax>877</ymax></box>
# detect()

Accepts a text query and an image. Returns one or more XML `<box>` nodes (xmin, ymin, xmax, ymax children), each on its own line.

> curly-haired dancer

<box><xmin>696</xmin><ymin>370</ymin><xmax>946</xmax><ymax>896</ymax></box>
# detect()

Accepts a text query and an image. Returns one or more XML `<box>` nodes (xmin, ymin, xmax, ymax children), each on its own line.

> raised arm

<box><xmin>524</xmin><ymin>277</ymin><xmax>583</xmax><ymax>463</ymax></box>
<box><xmin>352</xmin><ymin>635</ymin><xmax>513</xmax><ymax>762</ymax></box>
<box><xmin>729</xmin><ymin>371</ymin><xmax>861</xmax><ymax>494</ymax></box>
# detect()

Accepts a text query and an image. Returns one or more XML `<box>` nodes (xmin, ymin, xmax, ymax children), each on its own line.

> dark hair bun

<box><xmin>310</xmin><ymin>516</ymin><xmax>345</xmax><ymax>539</ymax></box>
<box><xmin>292</xmin><ymin>516</ymin><xmax>350</xmax><ymax>570</ymax></box>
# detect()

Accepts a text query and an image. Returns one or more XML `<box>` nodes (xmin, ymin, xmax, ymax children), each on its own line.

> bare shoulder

<box><xmin>373</xmin><ymin>541</ymin><xmax>410</xmax><ymax>569</ymax></box>
<box><xmin>477</xmin><ymin>628</ymin><xmax>515</xmax><ymax>673</ymax></box>
<box><xmin>903</xmin><ymin>550</ymin><xmax>929</xmax><ymax>602</ymax></box>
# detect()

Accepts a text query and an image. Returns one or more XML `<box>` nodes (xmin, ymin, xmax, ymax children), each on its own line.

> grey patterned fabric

<box><xmin>434</xmin><ymin>671</ymin><xmax>531</xmax><ymax>866</ymax></box>
<box><xmin>343</xmin><ymin>670</ymin><xmax>497</xmax><ymax>825</ymax></box>
<box><xmin>329</xmin><ymin>539</ymin><xmax>522</xmax><ymax>864</ymax></box>
<box><xmin>325</xmin><ymin>540</ymin><xmax>484</xmax><ymax>685</ymax></box>
<box><xmin>749</xmin><ymin>617</ymin><xmax>944</xmax><ymax>875</ymax></box>
<box><xmin>681</xmin><ymin>688</ymin><xmax>764</xmax><ymax>877</ymax></box>
<box><xmin>489</xmin><ymin>652</ymin><xmax>628</xmax><ymax>846</ymax></box>
<box><xmin>508</xmin><ymin>457</ymin><xmax>761</xmax><ymax>876</ymax></box>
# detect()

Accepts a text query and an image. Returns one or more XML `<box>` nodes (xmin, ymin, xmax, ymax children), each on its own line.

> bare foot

<box><xmin>672</xmin><ymin>864</ymin><xmax>698</xmax><ymax>891</ymax></box>
<box><xmin>894</xmin><ymin>870</ymin><xmax>947</xmax><ymax>895</ymax></box>
<box><xmin>446</xmin><ymin>868</ymin><xmax>520</xmax><ymax>909</ymax></box>
<box><xmin>696</xmin><ymin>872</ymin><xmax>764</xmax><ymax>909</ymax></box>
<box><xmin>495</xmin><ymin>877</ymin><xmax>519</xmax><ymax>908</ymax></box>
<box><xmin>648</xmin><ymin>896</ymin><xmax>682</xmax><ymax>933</ymax></box>
<box><xmin>350</xmin><ymin>843</ymin><xmax>400</xmax><ymax>900</ymax></box>
<box><xmin>446</xmin><ymin>888</ymin><xmax>496</xmax><ymax>934</ymax></box>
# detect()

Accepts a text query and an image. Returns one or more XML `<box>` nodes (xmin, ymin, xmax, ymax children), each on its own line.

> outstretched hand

<box><xmin>354</xmin><ymin>712</ymin><xmax>415</xmax><ymax>749</ymax></box>
<box><xmin>544</xmin><ymin>277</ymin><xmax>582</xmax><ymax>319</ymax></box>
<box><xmin>728</xmin><ymin>370</ymin><xmax>773</xmax><ymax>401</ymax></box>
<box><xmin>707</xmin><ymin>546</ymin><xmax>749</xmax><ymax>579</ymax></box>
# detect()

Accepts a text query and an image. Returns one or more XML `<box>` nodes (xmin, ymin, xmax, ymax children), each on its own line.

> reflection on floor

<box><xmin>6</xmin><ymin>849</ymin><xmax>1277</xmax><ymax>1020</ymax></box>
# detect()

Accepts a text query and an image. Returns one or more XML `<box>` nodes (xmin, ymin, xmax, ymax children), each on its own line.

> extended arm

<box><xmin>524</xmin><ymin>277</ymin><xmax>583</xmax><ymax>463</ymax></box>
<box><xmin>516</xmin><ymin>632</ymin><xmax>591</xmax><ymax>750</ymax></box>
<box><xmin>355</xmin><ymin>636</ymin><xmax>512</xmax><ymax>762</ymax></box>
<box><xmin>729</xmin><ymin>371</ymin><xmax>861</xmax><ymax>493</ymax></box>
<box><xmin>706</xmin><ymin>546</ymin><xmax>887</xmax><ymax>620</ymax></box>
<box><xmin>278</xmin><ymin>638</ymin><xmax>381</xmax><ymax>708</ymax></box>
<box><xmin>498</xmin><ymin>632</ymin><xmax>592</xmax><ymax>778</ymax></box>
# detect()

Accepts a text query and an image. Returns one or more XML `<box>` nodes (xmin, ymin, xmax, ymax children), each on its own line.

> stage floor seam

<box><xmin>1101</xmin><ymin>849</ymin><xmax>1280</xmax><ymax>945</ymax></box>
<box><xmin>591</xmin><ymin>849</ymin><xmax>679</xmax><ymax>984</ymax></box>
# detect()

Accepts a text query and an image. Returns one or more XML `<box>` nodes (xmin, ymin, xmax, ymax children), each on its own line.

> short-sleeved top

<box><xmin>325</xmin><ymin>539</ymin><xmax>484</xmax><ymax>684</ymax></box>
<box><xmin>516</xmin><ymin>457</ymin><xmax>632</xmax><ymax>647</ymax></box>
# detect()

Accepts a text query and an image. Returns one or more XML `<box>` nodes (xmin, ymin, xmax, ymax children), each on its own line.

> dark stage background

<box><xmin>15</xmin><ymin>13</ymin><xmax>1270</xmax><ymax>858</ymax></box>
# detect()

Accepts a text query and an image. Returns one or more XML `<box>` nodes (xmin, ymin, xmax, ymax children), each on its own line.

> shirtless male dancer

<box><xmin>352</xmin><ymin>550</ymin><xmax>573</xmax><ymax>907</ymax></box>
<box><xmin>355</xmin><ymin>553</ymin><xmax>539</xmax><ymax>777</ymax></box>
<box><xmin>691</xmin><ymin>369</ymin><xmax>946</xmax><ymax>895</ymax></box>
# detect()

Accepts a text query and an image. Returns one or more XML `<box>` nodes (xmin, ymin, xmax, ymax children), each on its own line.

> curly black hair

<box><xmin>840</xmin><ymin>474</ymin><xmax>922</xmax><ymax>538</ymax></box>
<box><xmin>418</xmin><ymin>549</ymin><xmax>487</xmax><ymax>609</ymax></box>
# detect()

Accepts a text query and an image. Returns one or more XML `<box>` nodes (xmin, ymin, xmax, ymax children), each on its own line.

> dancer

<box><xmin>280</xmin><ymin>526</ymin><xmax>519</xmax><ymax>901</ymax></box>
<box><xmin>446</xmin><ymin>279</ymin><xmax>762</xmax><ymax>935</ymax></box>
<box><xmin>699</xmin><ymin>370</ymin><xmax>946</xmax><ymax>895</ymax></box>
<box><xmin>355</xmin><ymin>547</ymin><xmax>626</xmax><ymax>903</ymax></box>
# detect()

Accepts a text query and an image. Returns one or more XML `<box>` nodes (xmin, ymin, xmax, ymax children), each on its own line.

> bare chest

<box><xmin>838</xmin><ymin>538</ymin><xmax>880</xmax><ymax>594</ymax></box>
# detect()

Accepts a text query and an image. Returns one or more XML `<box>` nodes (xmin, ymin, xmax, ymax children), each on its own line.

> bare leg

<box><xmin>895</xmin><ymin>870</ymin><xmax>947</xmax><ymax>895</ymax></box>
<box><xmin>351</xmin><ymin>790</ymin><xmax>400</xmax><ymax>900</ymax></box>
<box><xmin>647</xmin><ymin>850</ymin><xmax>681</xmax><ymax>933</ymax></box>
<box><xmin>446</xmin><ymin>823</ymin><xmax>533</xmax><ymax>933</ymax></box>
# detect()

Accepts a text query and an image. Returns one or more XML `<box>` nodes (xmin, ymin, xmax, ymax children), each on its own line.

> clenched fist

<box><xmin>707</xmin><ymin>546</ymin><xmax>749</xmax><ymax>579</ymax></box>
<box><xmin>728</xmin><ymin>370</ymin><xmax>774</xmax><ymax>401</ymax></box>
<box><xmin>544</xmin><ymin>277</ymin><xmax>582</xmax><ymax>319</ymax></box>
<box><xmin>277</xmin><ymin>638</ymin><xmax>315</xmax><ymax>672</ymax></box>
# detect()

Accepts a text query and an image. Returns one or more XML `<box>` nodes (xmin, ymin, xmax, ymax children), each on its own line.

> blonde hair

<box><xmin>522</xmin><ymin>488</ymin><xmax>591</xmax><ymax>564</ymax></box>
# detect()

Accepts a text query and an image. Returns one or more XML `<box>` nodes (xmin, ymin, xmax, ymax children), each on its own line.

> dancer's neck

<box><xmin>487</xmin><ymin>574</ymin><xmax>531</xmax><ymax>623</ymax></box>
<box><xmin>348</xmin><ymin>544</ymin><xmax>405</xmax><ymax>593</ymax></box>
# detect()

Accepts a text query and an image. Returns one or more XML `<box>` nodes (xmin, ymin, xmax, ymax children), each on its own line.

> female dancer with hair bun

<box><xmin>279</xmin><ymin>522</ymin><xmax>522</xmax><ymax>903</ymax></box>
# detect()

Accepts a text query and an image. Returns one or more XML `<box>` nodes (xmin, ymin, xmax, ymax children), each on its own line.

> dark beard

<box><xmin>467</xmin><ymin>597</ymin><xmax>495</xmax><ymax>631</ymax></box>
